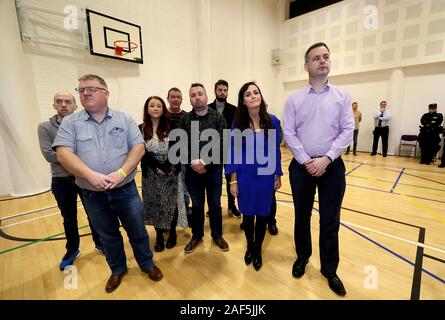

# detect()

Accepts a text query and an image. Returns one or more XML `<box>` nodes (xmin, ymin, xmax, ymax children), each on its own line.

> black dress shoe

<box><xmin>292</xmin><ymin>258</ymin><xmax>309</xmax><ymax>278</ymax></box>
<box><xmin>154</xmin><ymin>240</ymin><xmax>165</xmax><ymax>252</ymax></box>
<box><xmin>253</xmin><ymin>253</ymin><xmax>262</xmax><ymax>271</ymax></box>
<box><xmin>268</xmin><ymin>224</ymin><xmax>278</xmax><ymax>235</ymax></box>
<box><xmin>321</xmin><ymin>270</ymin><xmax>346</xmax><ymax>296</ymax></box>
<box><xmin>244</xmin><ymin>249</ymin><xmax>253</xmax><ymax>265</ymax></box>
<box><xmin>370</xmin><ymin>152</ymin><xmax>376</xmax><ymax>156</ymax></box>
<box><xmin>166</xmin><ymin>231</ymin><xmax>177</xmax><ymax>249</ymax></box>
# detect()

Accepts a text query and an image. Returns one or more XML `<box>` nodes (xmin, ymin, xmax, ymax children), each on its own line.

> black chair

<box><xmin>398</xmin><ymin>135</ymin><xmax>418</xmax><ymax>157</ymax></box>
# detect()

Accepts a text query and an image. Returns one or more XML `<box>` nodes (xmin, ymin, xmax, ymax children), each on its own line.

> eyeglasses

<box><xmin>75</xmin><ymin>87</ymin><xmax>107</xmax><ymax>94</ymax></box>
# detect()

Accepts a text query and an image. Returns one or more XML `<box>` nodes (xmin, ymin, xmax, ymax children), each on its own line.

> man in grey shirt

<box><xmin>38</xmin><ymin>91</ymin><xmax>103</xmax><ymax>271</ymax></box>
<box><xmin>53</xmin><ymin>74</ymin><xmax>163</xmax><ymax>293</ymax></box>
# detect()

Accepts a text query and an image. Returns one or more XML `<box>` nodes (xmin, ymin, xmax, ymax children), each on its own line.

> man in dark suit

<box><xmin>208</xmin><ymin>79</ymin><xmax>241</xmax><ymax>218</ymax></box>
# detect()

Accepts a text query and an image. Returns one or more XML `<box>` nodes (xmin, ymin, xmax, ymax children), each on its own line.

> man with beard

<box><xmin>208</xmin><ymin>80</ymin><xmax>241</xmax><ymax>219</ymax></box>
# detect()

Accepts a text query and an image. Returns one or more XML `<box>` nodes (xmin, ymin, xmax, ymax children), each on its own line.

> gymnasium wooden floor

<box><xmin>0</xmin><ymin>148</ymin><xmax>444</xmax><ymax>300</ymax></box>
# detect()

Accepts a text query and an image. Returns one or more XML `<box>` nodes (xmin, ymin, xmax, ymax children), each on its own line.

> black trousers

<box><xmin>419</xmin><ymin>134</ymin><xmax>440</xmax><ymax>163</ymax></box>
<box><xmin>372</xmin><ymin>126</ymin><xmax>389</xmax><ymax>156</ymax></box>
<box><xmin>51</xmin><ymin>176</ymin><xmax>101</xmax><ymax>253</ymax></box>
<box><xmin>225</xmin><ymin>174</ymin><xmax>236</xmax><ymax>209</ymax></box>
<box><xmin>288</xmin><ymin>157</ymin><xmax>346</xmax><ymax>275</ymax></box>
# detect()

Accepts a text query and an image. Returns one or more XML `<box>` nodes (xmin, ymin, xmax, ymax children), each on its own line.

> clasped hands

<box><xmin>88</xmin><ymin>170</ymin><xmax>126</xmax><ymax>190</ymax></box>
<box><xmin>304</xmin><ymin>156</ymin><xmax>331</xmax><ymax>177</ymax></box>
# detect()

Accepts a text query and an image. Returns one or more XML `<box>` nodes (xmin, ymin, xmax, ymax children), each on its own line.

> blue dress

<box><xmin>225</xmin><ymin>114</ymin><xmax>283</xmax><ymax>216</ymax></box>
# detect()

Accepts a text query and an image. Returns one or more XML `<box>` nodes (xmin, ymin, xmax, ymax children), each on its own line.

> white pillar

<box><xmin>386</xmin><ymin>68</ymin><xmax>405</xmax><ymax>156</ymax></box>
<box><xmin>0</xmin><ymin>0</ymin><xmax>50</xmax><ymax>196</ymax></box>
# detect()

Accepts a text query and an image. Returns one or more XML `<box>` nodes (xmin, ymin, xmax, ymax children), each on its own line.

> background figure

<box><xmin>226</xmin><ymin>82</ymin><xmax>283</xmax><ymax>271</ymax></box>
<box><xmin>53</xmin><ymin>74</ymin><xmax>162</xmax><ymax>293</ymax></box>
<box><xmin>371</xmin><ymin>100</ymin><xmax>391</xmax><ymax>157</ymax></box>
<box><xmin>38</xmin><ymin>91</ymin><xmax>103</xmax><ymax>271</ymax></box>
<box><xmin>179</xmin><ymin>83</ymin><xmax>229</xmax><ymax>254</ymax></box>
<box><xmin>418</xmin><ymin>103</ymin><xmax>443</xmax><ymax>165</ymax></box>
<box><xmin>283</xmin><ymin>42</ymin><xmax>354</xmax><ymax>296</ymax></box>
<box><xmin>140</xmin><ymin>96</ymin><xmax>187</xmax><ymax>252</ymax></box>
<box><xmin>208</xmin><ymin>79</ymin><xmax>241</xmax><ymax>218</ymax></box>
<box><xmin>345</xmin><ymin>101</ymin><xmax>362</xmax><ymax>156</ymax></box>
<box><xmin>167</xmin><ymin>87</ymin><xmax>192</xmax><ymax>223</ymax></box>
<box><xmin>439</xmin><ymin>127</ymin><xmax>445</xmax><ymax>168</ymax></box>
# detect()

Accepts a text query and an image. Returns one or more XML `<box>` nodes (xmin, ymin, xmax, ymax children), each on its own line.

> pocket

<box><xmin>110</xmin><ymin>130</ymin><xmax>125</xmax><ymax>148</ymax></box>
<box><xmin>109</xmin><ymin>128</ymin><xmax>127</xmax><ymax>160</ymax></box>
<box><xmin>76</xmin><ymin>134</ymin><xmax>95</xmax><ymax>155</ymax></box>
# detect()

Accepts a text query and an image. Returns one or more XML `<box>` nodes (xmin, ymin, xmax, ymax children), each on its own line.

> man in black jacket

<box><xmin>208</xmin><ymin>79</ymin><xmax>241</xmax><ymax>218</ymax></box>
<box><xmin>418</xmin><ymin>103</ymin><xmax>443</xmax><ymax>164</ymax></box>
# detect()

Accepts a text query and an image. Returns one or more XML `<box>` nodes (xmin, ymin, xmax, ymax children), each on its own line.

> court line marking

<box><xmin>341</xmin><ymin>223</ymin><xmax>444</xmax><ymax>286</ymax></box>
<box><xmin>390</xmin><ymin>168</ymin><xmax>405</xmax><ymax>193</ymax></box>
<box><xmin>0</xmin><ymin>206</ymin><xmax>83</xmax><ymax>230</ymax></box>
<box><xmin>277</xmin><ymin>201</ymin><xmax>445</xmax><ymax>255</ymax></box>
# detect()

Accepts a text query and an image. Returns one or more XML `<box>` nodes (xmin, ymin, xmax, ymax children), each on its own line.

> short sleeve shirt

<box><xmin>53</xmin><ymin>108</ymin><xmax>144</xmax><ymax>190</ymax></box>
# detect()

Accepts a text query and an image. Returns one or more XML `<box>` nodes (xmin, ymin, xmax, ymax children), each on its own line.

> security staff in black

<box><xmin>418</xmin><ymin>103</ymin><xmax>443</xmax><ymax>165</ymax></box>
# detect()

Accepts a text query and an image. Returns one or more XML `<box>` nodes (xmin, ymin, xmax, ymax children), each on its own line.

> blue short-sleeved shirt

<box><xmin>52</xmin><ymin>108</ymin><xmax>144</xmax><ymax>191</ymax></box>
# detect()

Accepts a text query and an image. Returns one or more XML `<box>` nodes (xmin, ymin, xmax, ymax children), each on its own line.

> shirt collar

<box><xmin>307</xmin><ymin>82</ymin><xmax>330</xmax><ymax>94</ymax></box>
<box><xmin>80</xmin><ymin>107</ymin><xmax>113</xmax><ymax>121</ymax></box>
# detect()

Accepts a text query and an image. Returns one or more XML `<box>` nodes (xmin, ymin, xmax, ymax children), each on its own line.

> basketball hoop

<box><xmin>113</xmin><ymin>40</ymin><xmax>138</xmax><ymax>56</ymax></box>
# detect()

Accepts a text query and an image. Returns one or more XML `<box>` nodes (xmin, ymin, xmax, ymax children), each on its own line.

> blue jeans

<box><xmin>51</xmin><ymin>176</ymin><xmax>101</xmax><ymax>253</ymax></box>
<box><xmin>185</xmin><ymin>167</ymin><xmax>223</xmax><ymax>240</ymax></box>
<box><xmin>81</xmin><ymin>180</ymin><xmax>154</xmax><ymax>274</ymax></box>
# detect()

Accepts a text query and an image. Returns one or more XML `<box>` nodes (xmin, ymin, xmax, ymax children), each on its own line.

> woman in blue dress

<box><xmin>225</xmin><ymin>82</ymin><xmax>283</xmax><ymax>271</ymax></box>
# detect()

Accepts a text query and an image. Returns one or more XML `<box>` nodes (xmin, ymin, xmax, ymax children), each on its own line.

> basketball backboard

<box><xmin>86</xmin><ymin>9</ymin><xmax>143</xmax><ymax>64</ymax></box>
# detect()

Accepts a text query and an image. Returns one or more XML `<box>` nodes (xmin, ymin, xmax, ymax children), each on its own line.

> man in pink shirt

<box><xmin>283</xmin><ymin>42</ymin><xmax>354</xmax><ymax>296</ymax></box>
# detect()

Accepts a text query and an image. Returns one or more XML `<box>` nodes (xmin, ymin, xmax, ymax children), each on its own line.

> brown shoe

<box><xmin>184</xmin><ymin>238</ymin><xmax>202</xmax><ymax>254</ymax></box>
<box><xmin>105</xmin><ymin>270</ymin><xmax>127</xmax><ymax>293</ymax></box>
<box><xmin>144</xmin><ymin>265</ymin><xmax>163</xmax><ymax>281</ymax></box>
<box><xmin>213</xmin><ymin>237</ymin><xmax>229</xmax><ymax>252</ymax></box>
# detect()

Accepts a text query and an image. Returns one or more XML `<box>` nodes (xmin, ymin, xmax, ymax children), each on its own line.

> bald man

<box><xmin>38</xmin><ymin>92</ymin><xmax>103</xmax><ymax>271</ymax></box>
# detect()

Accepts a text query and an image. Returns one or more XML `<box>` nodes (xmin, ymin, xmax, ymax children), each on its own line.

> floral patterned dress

<box><xmin>141</xmin><ymin>134</ymin><xmax>187</xmax><ymax>229</ymax></box>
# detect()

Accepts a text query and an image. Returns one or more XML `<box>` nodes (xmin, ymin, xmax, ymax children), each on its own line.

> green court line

<box><xmin>0</xmin><ymin>225</ymin><xmax>89</xmax><ymax>255</ymax></box>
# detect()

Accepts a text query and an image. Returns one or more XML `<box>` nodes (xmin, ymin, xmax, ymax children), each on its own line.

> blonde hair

<box><xmin>78</xmin><ymin>74</ymin><xmax>108</xmax><ymax>89</ymax></box>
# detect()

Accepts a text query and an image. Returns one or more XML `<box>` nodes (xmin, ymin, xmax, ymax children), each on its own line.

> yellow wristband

<box><xmin>199</xmin><ymin>159</ymin><xmax>206</xmax><ymax>166</ymax></box>
<box><xmin>229</xmin><ymin>180</ymin><xmax>238</xmax><ymax>185</ymax></box>
<box><xmin>117</xmin><ymin>168</ymin><xmax>128</xmax><ymax>178</ymax></box>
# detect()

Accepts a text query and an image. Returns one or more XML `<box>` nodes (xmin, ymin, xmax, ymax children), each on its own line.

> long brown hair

<box><xmin>142</xmin><ymin>96</ymin><xmax>171</xmax><ymax>140</ymax></box>
<box><xmin>234</xmin><ymin>82</ymin><xmax>272</xmax><ymax>133</ymax></box>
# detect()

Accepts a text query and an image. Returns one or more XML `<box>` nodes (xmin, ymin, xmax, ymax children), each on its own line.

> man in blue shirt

<box><xmin>53</xmin><ymin>74</ymin><xmax>162</xmax><ymax>293</ymax></box>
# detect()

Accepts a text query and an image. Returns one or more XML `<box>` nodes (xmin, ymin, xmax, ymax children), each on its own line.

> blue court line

<box><xmin>347</xmin><ymin>183</ymin><xmax>445</xmax><ymax>204</ymax></box>
<box><xmin>345</xmin><ymin>161</ymin><xmax>366</xmax><ymax>176</ymax></box>
<box><xmin>341</xmin><ymin>222</ymin><xmax>445</xmax><ymax>285</ymax></box>
<box><xmin>390</xmin><ymin>168</ymin><xmax>405</xmax><ymax>193</ymax></box>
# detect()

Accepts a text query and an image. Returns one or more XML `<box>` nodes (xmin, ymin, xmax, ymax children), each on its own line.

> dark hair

<box><xmin>234</xmin><ymin>82</ymin><xmax>272</xmax><ymax>133</ymax></box>
<box><xmin>190</xmin><ymin>83</ymin><xmax>205</xmax><ymax>91</ymax></box>
<box><xmin>304</xmin><ymin>42</ymin><xmax>330</xmax><ymax>62</ymax></box>
<box><xmin>214</xmin><ymin>79</ymin><xmax>228</xmax><ymax>90</ymax></box>
<box><xmin>142</xmin><ymin>96</ymin><xmax>171</xmax><ymax>140</ymax></box>
<box><xmin>167</xmin><ymin>87</ymin><xmax>181</xmax><ymax>98</ymax></box>
<box><xmin>428</xmin><ymin>103</ymin><xmax>437</xmax><ymax>109</ymax></box>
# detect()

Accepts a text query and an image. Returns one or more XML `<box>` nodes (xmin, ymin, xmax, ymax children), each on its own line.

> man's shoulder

<box><xmin>226</xmin><ymin>102</ymin><xmax>237</xmax><ymax>110</ymax></box>
<box><xmin>208</xmin><ymin>101</ymin><xmax>216</xmax><ymax>109</ymax></box>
